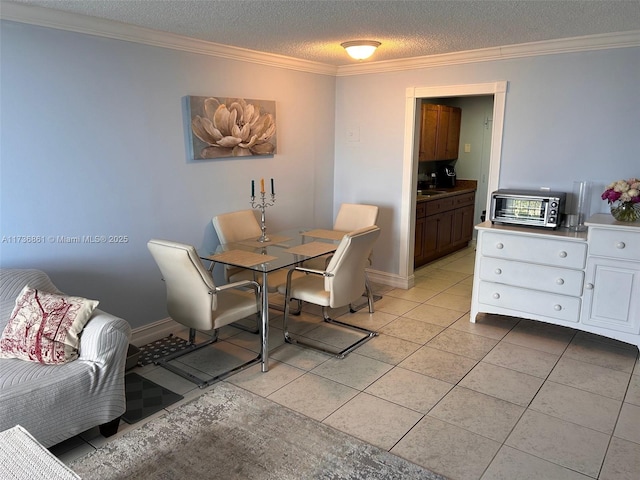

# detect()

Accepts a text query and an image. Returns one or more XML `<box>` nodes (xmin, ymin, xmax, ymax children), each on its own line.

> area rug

<box><xmin>69</xmin><ymin>382</ymin><xmax>446</xmax><ymax>480</ymax></box>
<box><xmin>122</xmin><ymin>373</ymin><xmax>183</xmax><ymax>424</ymax></box>
<box><xmin>136</xmin><ymin>334</ymin><xmax>190</xmax><ymax>366</ymax></box>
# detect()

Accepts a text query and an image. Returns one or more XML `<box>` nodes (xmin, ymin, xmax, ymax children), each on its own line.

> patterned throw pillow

<box><xmin>0</xmin><ymin>286</ymin><xmax>98</xmax><ymax>364</ymax></box>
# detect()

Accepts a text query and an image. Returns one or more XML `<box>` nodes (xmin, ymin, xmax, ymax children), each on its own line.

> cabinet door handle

<box><xmin>616</xmin><ymin>242</ymin><xmax>626</xmax><ymax>249</ymax></box>
<box><xmin>585</xmin><ymin>283</ymin><xmax>594</xmax><ymax>290</ymax></box>
<box><xmin>494</xmin><ymin>268</ymin><xmax>502</xmax><ymax>275</ymax></box>
<box><xmin>496</xmin><ymin>243</ymin><xmax>504</xmax><ymax>250</ymax></box>
<box><xmin>554</xmin><ymin>304</ymin><xmax>562</xmax><ymax>311</ymax></box>
<box><xmin>492</xmin><ymin>293</ymin><xmax>500</xmax><ymax>299</ymax></box>
<box><xmin>556</xmin><ymin>278</ymin><xmax>564</xmax><ymax>285</ymax></box>
<box><xmin>558</xmin><ymin>251</ymin><xmax>567</xmax><ymax>258</ymax></box>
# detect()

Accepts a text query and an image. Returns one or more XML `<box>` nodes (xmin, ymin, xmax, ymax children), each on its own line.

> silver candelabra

<box><xmin>250</xmin><ymin>191</ymin><xmax>276</xmax><ymax>242</ymax></box>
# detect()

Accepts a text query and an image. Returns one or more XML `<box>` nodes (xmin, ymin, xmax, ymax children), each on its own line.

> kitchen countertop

<box><xmin>417</xmin><ymin>179</ymin><xmax>477</xmax><ymax>202</ymax></box>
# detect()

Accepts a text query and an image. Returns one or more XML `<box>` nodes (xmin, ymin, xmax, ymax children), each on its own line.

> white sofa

<box><xmin>0</xmin><ymin>269</ymin><xmax>131</xmax><ymax>447</ymax></box>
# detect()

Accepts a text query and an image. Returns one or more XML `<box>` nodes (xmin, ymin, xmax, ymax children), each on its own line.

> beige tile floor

<box><xmin>53</xmin><ymin>245</ymin><xmax>640</xmax><ymax>480</ymax></box>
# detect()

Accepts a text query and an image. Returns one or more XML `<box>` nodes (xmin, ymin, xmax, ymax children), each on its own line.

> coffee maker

<box><xmin>437</xmin><ymin>165</ymin><xmax>456</xmax><ymax>188</ymax></box>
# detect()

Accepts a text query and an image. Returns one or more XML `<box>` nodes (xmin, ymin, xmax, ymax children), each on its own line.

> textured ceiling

<box><xmin>6</xmin><ymin>0</ymin><xmax>640</xmax><ymax>66</ymax></box>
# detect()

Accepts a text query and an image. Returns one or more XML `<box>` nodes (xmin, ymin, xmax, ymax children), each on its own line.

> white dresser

<box><xmin>470</xmin><ymin>215</ymin><xmax>640</xmax><ymax>348</ymax></box>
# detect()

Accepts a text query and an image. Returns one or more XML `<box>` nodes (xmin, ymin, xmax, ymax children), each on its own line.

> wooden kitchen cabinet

<box><xmin>414</xmin><ymin>203</ymin><xmax>426</xmax><ymax>262</ymax></box>
<box><xmin>445</xmin><ymin>107</ymin><xmax>462</xmax><ymax>160</ymax></box>
<box><xmin>419</xmin><ymin>210</ymin><xmax>454</xmax><ymax>265</ymax></box>
<box><xmin>419</xmin><ymin>103</ymin><xmax>462</xmax><ymax>162</ymax></box>
<box><xmin>415</xmin><ymin>190</ymin><xmax>475</xmax><ymax>267</ymax></box>
<box><xmin>452</xmin><ymin>204</ymin><xmax>475</xmax><ymax>247</ymax></box>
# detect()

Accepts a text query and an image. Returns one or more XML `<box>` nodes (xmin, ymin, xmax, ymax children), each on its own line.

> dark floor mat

<box><xmin>137</xmin><ymin>334</ymin><xmax>191</xmax><ymax>366</ymax></box>
<box><xmin>122</xmin><ymin>373</ymin><xmax>183</xmax><ymax>424</ymax></box>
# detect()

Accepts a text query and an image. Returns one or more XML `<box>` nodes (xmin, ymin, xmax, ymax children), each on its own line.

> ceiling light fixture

<box><xmin>341</xmin><ymin>40</ymin><xmax>381</xmax><ymax>60</ymax></box>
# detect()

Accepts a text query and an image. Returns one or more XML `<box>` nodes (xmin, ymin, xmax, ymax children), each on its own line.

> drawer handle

<box><xmin>493</xmin><ymin>293</ymin><xmax>500</xmax><ymax>299</ymax></box>
<box><xmin>556</xmin><ymin>278</ymin><xmax>564</xmax><ymax>285</ymax></box>
<box><xmin>616</xmin><ymin>242</ymin><xmax>626</xmax><ymax>249</ymax></box>
<box><xmin>554</xmin><ymin>304</ymin><xmax>562</xmax><ymax>311</ymax></box>
<box><xmin>496</xmin><ymin>243</ymin><xmax>504</xmax><ymax>250</ymax></box>
<box><xmin>494</xmin><ymin>268</ymin><xmax>502</xmax><ymax>275</ymax></box>
<box><xmin>585</xmin><ymin>283</ymin><xmax>594</xmax><ymax>290</ymax></box>
<box><xmin>558</xmin><ymin>251</ymin><xmax>567</xmax><ymax>258</ymax></box>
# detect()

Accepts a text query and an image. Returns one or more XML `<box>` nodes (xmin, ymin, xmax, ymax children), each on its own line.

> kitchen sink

<box><xmin>417</xmin><ymin>189</ymin><xmax>449</xmax><ymax>197</ymax></box>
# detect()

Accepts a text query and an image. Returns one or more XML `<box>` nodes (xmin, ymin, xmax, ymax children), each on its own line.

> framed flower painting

<box><xmin>187</xmin><ymin>96</ymin><xmax>277</xmax><ymax>159</ymax></box>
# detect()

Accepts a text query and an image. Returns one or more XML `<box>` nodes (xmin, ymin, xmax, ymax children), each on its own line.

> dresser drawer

<box><xmin>589</xmin><ymin>228</ymin><xmax>640</xmax><ymax>261</ymax></box>
<box><xmin>479</xmin><ymin>257</ymin><xmax>584</xmax><ymax>296</ymax></box>
<box><xmin>481</xmin><ymin>231</ymin><xmax>587</xmax><ymax>269</ymax></box>
<box><xmin>478</xmin><ymin>281</ymin><xmax>581</xmax><ymax>323</ymax></box>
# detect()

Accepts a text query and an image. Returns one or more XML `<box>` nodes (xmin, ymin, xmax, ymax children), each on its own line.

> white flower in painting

<box><xmin>191</xmin><ymin>98</ymin><xmax>276</xmax><ymax>158</ymax></box>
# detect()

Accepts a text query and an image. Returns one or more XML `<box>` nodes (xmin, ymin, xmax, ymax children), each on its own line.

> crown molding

<box><xmin>336</xmin><ymin>30</ymin><xmax>640</xmax><ymax>76</ymax></box>
<box><xmin>2</xmin><ymin>2</ymin><xmax>638</xmax><ymax>78</ymax></box>
<box><xmin>0</xmin><ymin>2</ymin><xmax>339</xmax><ymax>76</ymax></box>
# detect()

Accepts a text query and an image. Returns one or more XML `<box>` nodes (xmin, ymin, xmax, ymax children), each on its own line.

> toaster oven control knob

<box><xmin>550</xmin><ymin>209</ymin><xmax>557</xmax><ymax>215</ymax></box>
<box><xmin>550</xmin><ymin>217</ymin><xmax>556</xmax><ymax>223</ymax></box>
<box><xmin>559</xmin><ymin>251</ymin><xmax>567</xmax><ymax>258</ymax></box>
<box><xmin>551</xmin><ymin>201</ymin><xmax>558</xmax><ymax>207</ymax></box>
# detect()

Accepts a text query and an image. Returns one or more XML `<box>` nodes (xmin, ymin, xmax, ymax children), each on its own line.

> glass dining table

<box><xmin>200</xmin><ymin>228</ymin><xmax>347</xmax><ymax>373</ymax></box>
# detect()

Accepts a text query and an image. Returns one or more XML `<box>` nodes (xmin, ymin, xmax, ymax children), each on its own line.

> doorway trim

<box><xmin>399</xmin><ymin>81</ymin><xmax>508</xmax><ymax>284</ymax></box>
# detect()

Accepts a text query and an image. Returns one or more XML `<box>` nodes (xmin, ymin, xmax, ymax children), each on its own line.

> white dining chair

<box><xmin>305</xmin><ymin>203</ymin><xmax>380</xmax><ymax>312</ymax></box>
<box><xmin>212</xmin><ymin>209</ymin><xmax>302</xmax><ymax>312</ymax></box>
<box><xmin>212</xmin><ymin>210</ymin><xmax>262</xmax><ymax>284</ymax></box>
<box><xmin>277</xmin><ymin>226</ymin><xmax>381</xmax><ymax>358</ymax></box>
<box><xmin>147</xmin><ymin>239</ymin><xmax>261</xmax><ymax>387</ymax></box>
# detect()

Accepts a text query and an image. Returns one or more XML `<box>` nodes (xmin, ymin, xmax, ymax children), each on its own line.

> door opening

<box><xmin>399</xmin><ymin>82</ymin><xmax>507</xmax><ymax>284</ymax></box>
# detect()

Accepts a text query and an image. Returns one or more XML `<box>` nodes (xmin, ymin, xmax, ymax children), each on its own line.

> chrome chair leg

<box><xmin>268</xmin><ymin>297</ymin><xmax>302</xmax><ymax>315</ymax></box>
<box><xmin>349</xmin><ymin>274</ymin><xmax>381</xmax><ymax>313</ymax></box>
<box><xmin>155</xmin><ymin>327</ymin><xmax>260</xmax><ymax>388</ymax></box>
<box><xmin>283</xmin><ymin>305</ymin><xmax>378</xmax><ymax>359</ymax></box>
<box><xmin>158</xmin><ymin>352</ymin><xmax>261</xmax><ymax>388</ymax></box>
<box><xmin>365</xmin><ymin>275</ymin><xmax>375</xmax><ymax>313</ymax></box>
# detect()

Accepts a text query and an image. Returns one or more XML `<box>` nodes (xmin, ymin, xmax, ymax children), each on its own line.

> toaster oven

<box><xmin>490</xmin><ymin>189</ymin><xmax>566</xmax><ymax>229</ymax></box>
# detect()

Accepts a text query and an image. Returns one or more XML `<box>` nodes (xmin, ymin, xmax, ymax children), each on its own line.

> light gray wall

<box><xmin>2</xmin><ymin>18</ymin><xmax>638</xmax><ymax>329</ymax></box>
<box><xmin>446</xmin><ymin>95</ymin><xmax>494</xmax><ymax>227</ymax></box>
<box><xmin>334</xmin><ymin>48</ymin><xmax>640</xmax><ymax>276</ymax></box>
<box><xmin>0</xmin><ymin>20</ymin><xmax>336</xmax><ymax>328</ymax></box>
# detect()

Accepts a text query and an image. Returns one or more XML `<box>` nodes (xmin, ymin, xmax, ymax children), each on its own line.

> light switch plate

<box><xmin>347</xmin><ymin>126</ymin><xmax>360</xmax><ymax>142</ymax></box>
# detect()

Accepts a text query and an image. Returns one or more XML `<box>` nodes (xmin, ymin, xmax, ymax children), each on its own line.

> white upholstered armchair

<box><xmin>0</xmin><ymin>269</ymin><xmax>130</xmax><ymax>448</ymax></box>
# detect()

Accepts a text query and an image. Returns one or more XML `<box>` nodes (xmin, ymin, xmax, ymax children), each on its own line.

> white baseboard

<box><xmin>130</xmin><ymin>317</ymin><xmax>181</xmax><ymax>346</ymax></box>
<box><xmin>366</xmin><ymin>268</ymin><xmax>414</xmax><ymax>290</ymax></box>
